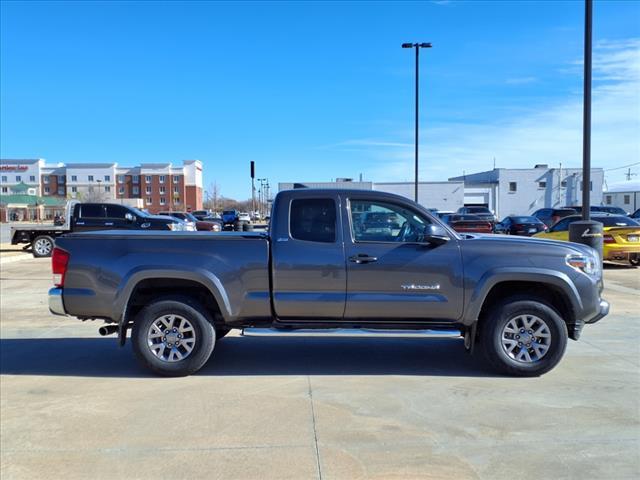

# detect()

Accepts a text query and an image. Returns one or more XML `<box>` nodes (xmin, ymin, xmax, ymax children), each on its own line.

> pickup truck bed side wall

<box><xmin>56</xmin><ymin>233</ymin><xmax>272</xmax><ymax>323</ymax></box>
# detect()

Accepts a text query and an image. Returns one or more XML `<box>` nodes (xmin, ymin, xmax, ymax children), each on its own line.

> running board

<box><xmin>241</xmin><ymin>328</ymin><xmax>462</xmax><ymax>338</ymax></box>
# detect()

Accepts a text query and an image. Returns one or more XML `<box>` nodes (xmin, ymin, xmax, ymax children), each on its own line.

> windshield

<box><xmin>599</xmin><ymin>216</ymin><xmax>639</xmax><ymax>227</ymax></box>
<box><xmin>185</xmin><ymin>213</ymin><xmax>198</xmax><ymax>222</ymax></box>
<box><xmin>130</xmin><ymin>207</ymin><xmax>150</xmax><ymax>217</ymax></box>
<box><xmin>511</xmin><ymin>216</ymin><xmax>541</xmax><ymax>223</ymax></box>
<box><xmin>222</xmin><ymin>210</ymin><xmax>236</xmax><ymax>215</ymax></box>
<box><xmin>467</xmin><ymin>207</ymin><xmax>491</xmax><ymax>214</ymax></box>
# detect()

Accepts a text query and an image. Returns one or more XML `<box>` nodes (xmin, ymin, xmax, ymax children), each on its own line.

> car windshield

<box><xmin>467</xmin><ymin>207</ymin><xmax>491</xmax><ymax>214</ymax></box>
<box><xmin>599</xmin><ymin>216</ymin><xmax>639</xmax><ymax>227</ymax></box>
<box><xmin>511</xmin><ymin>216</ymin><xmax>540</xmax><ymax>223</ymax></box>
<box><xmin>184</xmin><ymin>213</ymin><xmax>198</xmax><ymax>222</ymax></box>
<box><xmin>454</xmin><ymin>215</ymin><xmax>483</xmax><ymax>221</ymax></box>
<box><xmin>130</xmin><ymin>207</ymin><xmax>150</xmax><ymax>217</ymax></box>
<box><xmin>223</xmin><ymin>210</ymin><xmax>236</xmax><ymax>215</ymax></box>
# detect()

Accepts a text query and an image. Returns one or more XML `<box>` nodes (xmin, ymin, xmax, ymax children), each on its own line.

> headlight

<box><xmin>212</xmin><ymin>224</ymin><xmax>221</xmax><ymax>232</ymax></box>
<box><xmin>566</xmin><ymin>253</ymin><xmax>599</xmax><ymax>276</ymax></box>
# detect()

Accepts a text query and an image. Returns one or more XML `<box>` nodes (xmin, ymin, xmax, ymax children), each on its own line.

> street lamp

<box><xmin>402</xmin><ymin>42</ymin><xmax>432</xmax><ymax>203</ymax></box>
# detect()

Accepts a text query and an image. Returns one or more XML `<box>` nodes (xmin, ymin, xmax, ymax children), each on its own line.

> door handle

<box><xmin>349</xmin><ymin>254</ymin><xmax>378</xmax><ymax>264</ymax></box>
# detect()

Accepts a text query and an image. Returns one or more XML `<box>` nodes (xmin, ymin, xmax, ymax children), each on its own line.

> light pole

<box><xmin>568</xmin><ymin>0</ymin><xmax>603</xmax><ymax>260</ymax></box>
<box><xmin>402</xmin><ymin>42</ymin><xmax>432</xmax><ymax>203</ymax></box>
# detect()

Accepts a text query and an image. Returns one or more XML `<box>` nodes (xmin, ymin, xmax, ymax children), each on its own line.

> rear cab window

<box><xmin>289</xmin><ymin>198</ymin><xmax>336</xmax><ymax>243</ymax></box>
<box><xmin>79</xmin><ymin>204</ymin><xmax>105</xmax><ymax>219</ymax></box>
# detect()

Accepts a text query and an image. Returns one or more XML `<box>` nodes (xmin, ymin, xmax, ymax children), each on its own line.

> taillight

<box><xmin>603</xmin><ymin>234</ymin><xmax>615</xmax><ymax>244</ymax></box>
<box><xmin>52</xmin><ymin>247</ymin><xmax>70</xmax><ymax>287</ymax></box>
<box><xmin>551</xmin><ymin>216</ymin><xmax>559</xmax><ymax>224</ymax></box>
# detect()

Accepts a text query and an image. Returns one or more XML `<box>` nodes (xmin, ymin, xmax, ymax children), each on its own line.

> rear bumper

<box><xmin>48</xmin><ymin>287</ymin><xmax>67</xmax><ymax>316</ymax></box>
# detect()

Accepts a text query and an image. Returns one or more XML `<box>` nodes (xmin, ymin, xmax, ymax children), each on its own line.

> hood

<box><xmin>146</xmin><ymin>214</ymin><xmax>181</xmax><ymax>223</ymax></box>
<box><xmin>464</xmin><ymin>233</ymin><xmax>596</xmax><ymax>256</ymax></box>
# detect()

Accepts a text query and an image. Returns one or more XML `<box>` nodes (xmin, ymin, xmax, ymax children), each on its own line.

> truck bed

<box><xmin>55</xmin><ymin>230</ymin><xmax>272</xmax><ymax>323</ymax></box>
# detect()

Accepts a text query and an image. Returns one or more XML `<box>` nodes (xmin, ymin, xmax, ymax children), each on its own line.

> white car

<box><xmin>238</xmin><ymin>213</ymin><xmax>251</xmax><ymax>223</ymax></box>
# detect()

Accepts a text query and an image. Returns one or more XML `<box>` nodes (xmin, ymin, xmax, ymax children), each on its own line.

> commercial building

<box><xmin>278</xmin><ymin>180</ymin><xmax>465</xmax><ymax>212</ymax></box>
<box><xmin>603</xmin><ymin>181</ymin><xmax>640</xmax><ymax>214</ymax></box>
<box><xmin>449</xmin><ymin>164</ymin><xmax>604</xmax><ymax>218</ymax></box>
<box><xmin>0</xmin><ymin>158</ymin><xmax>204</xmax><ymax>218</ymax></box>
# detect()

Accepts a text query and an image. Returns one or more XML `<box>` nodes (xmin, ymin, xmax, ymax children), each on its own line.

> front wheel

<box><xmin>630</xmin><ymin>254</ymin><xmax>639</xmax><ymax>266</ymax></box>
<box><xmin>132</xmin><ymin>299</ymin><xmax>215</xmax><ymax>376</ymax></box>
<box><xmin>479</xmin><ymin>297</ymin><xmax>568</xmax><ymax>376</ymax></box>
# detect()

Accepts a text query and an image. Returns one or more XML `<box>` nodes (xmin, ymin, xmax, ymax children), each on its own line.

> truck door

<box><xmin>104</xmin><ymin>204</ymin><xmax>133</xmax><ymax>230</ymax></box>
<box><xmin>343</xmin><ymin>196</ymin><xmax>463</xmax><ymax>322</ymax></box>
<box><xmin>72</xmin><ymin>204</ymin><xmax>107</xmax><ymax>232</ymax></box>
<box><xmin>271</xmin><ymin>194</ymin><xmax>346</xmax><ymax>320</ymax></box>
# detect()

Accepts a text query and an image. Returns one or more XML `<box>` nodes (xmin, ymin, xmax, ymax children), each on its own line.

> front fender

<box><xmin>462</xmin><ymin>267</ymin><xmax>581</xmax><ymax>324</ymax></box>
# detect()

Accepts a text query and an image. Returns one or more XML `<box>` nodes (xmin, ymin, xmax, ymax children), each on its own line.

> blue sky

<box><xmin>2</xmin><ymin>0</ymin><xmax>639</xmax><ymax>199</ymax></box>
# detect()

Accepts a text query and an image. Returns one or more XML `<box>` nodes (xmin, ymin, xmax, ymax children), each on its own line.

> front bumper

<box><xmin>585</xmin><ymin>299</ymin><xmax>610</xmax><ymax>324</ymax></box>
<box><xmin>48</xmin><ymin>287</ymin><xmax>67</xmax><ymax>316</ymax></box>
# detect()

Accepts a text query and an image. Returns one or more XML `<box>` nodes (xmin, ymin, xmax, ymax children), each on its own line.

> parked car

<box><xmin>238</xmin><ymin>212</ymin><xmax>251</xmax><ymax>223</ymax></box>
<box><xmin>456</xmin><ymin>206</ymin><xmax>497</xmax><ymax>226</ymax></box>
<box><xmin>49</xmin><ymin>189</ymin><xmax>609</xmax><ymax>377</ymax></box>
<box><xmin>10</xmin><ymin>201</ymin><xmax>190</xmax><ymax>258</ymax></box>
<box><xmin>441</xmin><ymin>214</ymin><xmax>493</xmax><ymax>233</ymax></box>
<box><xmin>564</xmin><ymin>205</ymin><xmax>629</xmax><ymax>216</ymax></box>
<box><xmin>534</xmin><ymin>214</ymin><xmax>640</xmax><ymax>265</ymax></box>
<box><xmin>632</xmin><ymin>208</ymin><xmax>640</xmax><ymax>219</ymax></box>
<box><xmin>221</xmin><ymin>210</ymin><xmax>240</xmax><ymax>230</ymax></box>
<box><xmin>158</xmin><ymin>211</ymin><xmax>221</xmax><ymax>232</ymax></box>
<box><xmin>531</xmin><ymin>207</ymin><xmax>577</xmax><ymax>228</ymax></box>
<box><xmin>191</xmin><ymin>210</ymin><xmax>212</xmax><ymax>221</ymax></box>
<box><xmin>495</xmin><ymin>216</ymin><xmax>548</xmax><ymax>236</ymax></box>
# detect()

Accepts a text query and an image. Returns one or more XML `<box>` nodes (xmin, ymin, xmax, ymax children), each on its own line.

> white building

<box><xmin>603</xmin><ymin>181</ymin><xmax>640</xmax><ymax>214</ymax></box>
<box><xmin>449</xmin><ymin>164</ymin><xmax>605</xmax><ymax>218</ymax></box>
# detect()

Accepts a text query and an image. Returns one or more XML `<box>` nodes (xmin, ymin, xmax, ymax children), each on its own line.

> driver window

<box><xmin>350</xmin><ymin>200</ymin><xmax>430</xmax><ymax>243</ymax></box>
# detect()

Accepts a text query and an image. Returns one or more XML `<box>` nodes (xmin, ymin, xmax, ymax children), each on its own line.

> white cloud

<box><xmin>330</xmin><ymin>38</ymin><xmax>640</xmax><ymax>185</ymax></box>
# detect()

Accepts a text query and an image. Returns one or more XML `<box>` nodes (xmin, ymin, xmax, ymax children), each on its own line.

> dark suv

<box><xmin>531</xmin><ymin>207</ymin><xmax>577</xmax><ymax>227</ymax></box>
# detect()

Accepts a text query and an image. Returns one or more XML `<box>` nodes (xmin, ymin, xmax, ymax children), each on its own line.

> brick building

<box><xmin>1</xmin><ymin>158</ymin><xmax>204</xmax><ymax>217</ymax></box>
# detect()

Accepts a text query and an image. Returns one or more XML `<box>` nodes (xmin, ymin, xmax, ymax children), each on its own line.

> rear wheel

<box><xmin>132</xmin><ymin>298</ymin><xmax>215</xmax><ymax>376</ymax></box>
<box><xmin>630</xmin><ymin>254</ymin><xmax>639</xmax><ymax>266</ymax></box>
<box><xmin>479</xmin><ymin>297</ymin><xmax>568</xmax><ymax>376</ymax></box>
<box><xmin>32</xmin><ymin>235</ymin><xmax>55</xmax><ymax>258</ymax></box>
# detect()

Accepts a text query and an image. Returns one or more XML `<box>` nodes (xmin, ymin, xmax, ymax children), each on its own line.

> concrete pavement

<box><xmin>1</xmin><ymin>258</ymin><xmax>639</xmax><ymax>479</ymax></box>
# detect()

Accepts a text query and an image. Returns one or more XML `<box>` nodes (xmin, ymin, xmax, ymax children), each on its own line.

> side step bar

<box><xmin>241</xmin><ymin>328</ymin><xmax>462</xmax><ymax>338</ymax></box>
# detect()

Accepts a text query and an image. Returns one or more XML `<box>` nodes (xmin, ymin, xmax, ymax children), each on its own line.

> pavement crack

<box><xmin>307</xmin><ymin>375</ymin><xmax>323</xmax><ymax>480</ymax></box>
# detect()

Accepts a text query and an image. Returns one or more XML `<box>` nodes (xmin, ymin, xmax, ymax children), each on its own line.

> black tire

<box><xmin>479</xmin><ymin>296</ymin><xmax>568</xmax><ymax>377</ymax></box>
<box><xmin>242</xmin><ymin>222</ymin><xmax>253</xmax><ymax>232</ymax></box>
<box><xmin>630</xmin><ymin>254</ymin><xmax>639</xmax><ymax>266</ymax></box>
<box><xmin>233</xmin><ymin>221</ymin><xmax>243</xmax><ymax>231</ymax></box>
<box><xmin>131</xmin><ymin>298</ymin><xmax>215</xmax><ymax>376</ymax></box>
<box><xmin>32</xmin><ymin>235</ymin><xmax>55</xmax><ymax>258</ymax></box>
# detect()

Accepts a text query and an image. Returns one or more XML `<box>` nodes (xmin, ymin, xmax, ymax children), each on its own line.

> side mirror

<box><xmin>125</xmin><ymin>213</ymin><xmax>135</xmax><ymax>222</ymax></box>
<box><xmin>423</xmin><ymin>224</ymin><xmax>450</xmax><ymax>245</ymax></box>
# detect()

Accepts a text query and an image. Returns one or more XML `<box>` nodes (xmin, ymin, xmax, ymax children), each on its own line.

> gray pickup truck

<box><xmin>48</xmin><ymin>189</ymin><xmax>609</xmax><ymax>377</ymax></box>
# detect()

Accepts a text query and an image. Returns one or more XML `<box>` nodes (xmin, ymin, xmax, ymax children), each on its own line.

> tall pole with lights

<box><xmin>402</xmin><ymin>42</ymin><xmax>432</xmax><ymax>203</ymax></box>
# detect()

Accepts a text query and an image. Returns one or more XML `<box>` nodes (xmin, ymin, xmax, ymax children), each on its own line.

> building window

<box><xmin>160</xmin><ymin>197</ymin><xmax>166</xmax><ymax>205</ymax></box>
<box><xmin>145</xmin><ymin>175</ymin><xmax>152</xmax><ymax>183</ymax></box>
<box><xmin>1</xmin><ymin>176</ymin><xmax>6</xmax><ymax>182</ymax></box>
<box><xmin>133</xmin><ymin>186</ymin><xmax>139</xmax><ymax>195</ymax></box>
<box><xmin>1</xmin><ymin>187</ymin><xmax>8</xmax><ymax>193</ymax></box>
<box><xmin>538</xmin><ymin>181</ymin><xmax>546</xmax><ymax>188</ymax></box>
<box><xmin>104</xmin><ymin>175</ymin><xmax>111</xmax><ymax>181</ymax></box>
<box><xmin>624</xmin><ymin>195</ymin><xmax>631</xmax><ymax>205</ymax></box>
<box><xmin>173</xmin><ymin>186</ymin><xmax>179</xmax><ymax>194</ymax></box>
<box><xmin>44</xmin><ymin>186</ymin><xmax>50</xmax><ymax>194</ymax></box>
<box><xmin>58</xmin><ymin>188</ymin><xmax>64</xmax><ymax>195</ymax></box>
<box><xmin>71</xmin><ymin>186</ymin><xmax>77</xmax><ymax>193</ymax></box>
<box><xmin>133</xmin><ymin>175</ymin><xmax>139</xmax><ymax>184</ymax></box>
<box><xmin>58</xmin><ymin>176</ymin><xmax>65</xmax><ymax>184</ymax></box>
<box><xmin>159</xmin><ymin>175</ymin><xmax>165</xmax><ymax>183</ymax></box>
<box><xmin>509</xmin><ymin>182</ymin><xmax>517</xmax><ymax>192</ymax></box>
<box><xmin>159</xmin><ymin>186</ymin><xmax>166</xmax><ymax>194</ymax></box>
<box><xmin>43</xmin><ymin>176</ymin><xmax>49</xmax><ymax>184</ymax></box>
<box><xmin>145</xmin><ymin>186</ymin><xmax>152</xmax><ymax>194</ymax></box>
<box><xmin>605</xmin><ymin>195</ymin><xmax>612</xmax><ymax>205</ymax></box>
<box><xmin>174</xmin><ymin>197</ymin><xmax>180</xmax><ymax>204</ymax></box>
<box><xmin>117</xmin><ymin>175</ymin><xmax>124</xmax><ymax>183</ymax></box>
<box><xmin>16</xmin><ymin>175</ymin><xmax>21</xmax><ymax>182</ymax></box>
<box><xmin>30</xmin><ymin>175</ymin><xmax>36</xmax><ymax>182</ymax></box>
<box><xmin>71</xmin><ymin>175</ymin><xmax>77</xmax><ymax>182</ymax></box>
<box><xmin>146</xmin><ymin>197</ymin><xmax>152</xmax><ymax>204</ymax></box>
<box><xmin>119</xmin><ymin>187</ymin><xmax>125</xmax><ymax>195</ymax></box>
<box><xmin>105</xmin><ymin>186</ymin><xmax>111</xmax><ymax>192</ymax></box>
<box><xmin>561</xmin><ymin>180</ymin><xmax>567</xmax><ymax>188</ymax></box>
<box><xmin>88</xmin><ymin>175</ymin><xmax>94</xmax><ymax>182</ymax></box>
<box><xmin>173</xmin><ymin>176</ymin><xmax>180</xmax><ymax>183</ymax></box>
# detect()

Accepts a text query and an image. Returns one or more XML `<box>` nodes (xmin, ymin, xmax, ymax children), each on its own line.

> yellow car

<box><xmin>534</xmin><ymin>214</ymin><xmax>640</xmax><ymax>265</ymax></box>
